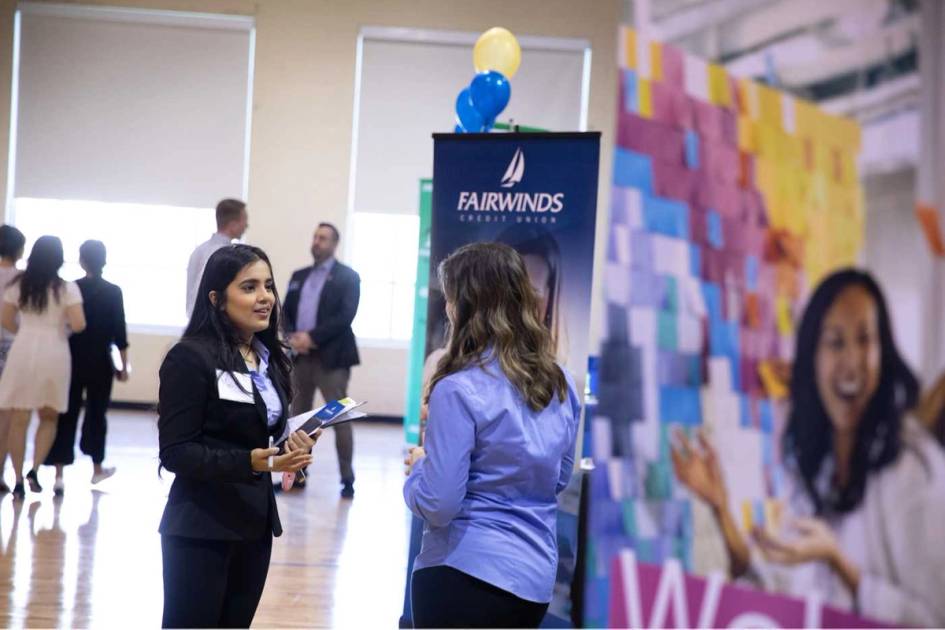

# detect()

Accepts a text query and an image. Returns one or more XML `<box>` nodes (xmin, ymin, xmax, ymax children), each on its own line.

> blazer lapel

<box><xmin>252</xmin><ymin>384</ymin><xmax>269</xmax><ymax>429</ymax></box>
<box><xmin>286</xmin><ymin>267</ymin><xmax>313</xmax><ymax>332</ymax></box>
<box><xmin>249</xmin><ymin>359</ymin><xmax>290</xmax><ymax>436</ymax></box>
<box><xmin>230</xmin><ymin>357</ymin><xmax>268</xmax><ymax>429</ymax></box>
<box><xmin>270</xmin><ymin>371</ymin><xmax>289</xmax><ymax>438</ymax></box>
<box><xmin>316</xmin><ymin>267</ymin><xmax>339</xmax><ymax>322</ymax></box>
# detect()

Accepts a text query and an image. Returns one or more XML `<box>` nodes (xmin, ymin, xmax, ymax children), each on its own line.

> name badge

<box><xmin>216</xmin><ymin>369</ymin><xmax>254</xmax><ymax>404</ymax></box>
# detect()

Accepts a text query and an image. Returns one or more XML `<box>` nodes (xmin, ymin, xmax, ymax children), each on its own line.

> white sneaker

<box><xmin>91</xmin><ymin>467</ymin><xmax>115</xmax><ymax>484</ymax></box>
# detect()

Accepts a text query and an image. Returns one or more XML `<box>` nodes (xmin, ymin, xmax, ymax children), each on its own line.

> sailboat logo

<box><xmin>500</xmin><ymin>148</ymin><xmax>525</xmax><ymax>188</ymax></box>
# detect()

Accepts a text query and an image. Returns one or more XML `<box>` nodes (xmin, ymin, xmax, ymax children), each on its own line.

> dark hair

<box><xmin>79</xmin><ymin>240</ymin><xmax>107</xmax><ymax>277</ymax></box>
<box><xmin>0</xmin><ymin>225</ymin><xmax>25</xmax><ymax>259</ymax></box>
<box><xmin>317</xmin><ymin>222</ymin><xmax>340</xmax><ymax>242</ymax></box>
<box><xmin>184</xmin><ymin>244</ymin><xmax>292</xmax><ymax>400</ymax></box>
<box><xmin>427</xmin><ymin>242</ymin><xmax>566</xmax><ymax>412</ymax></box>
<box><xmin>496</xmin><ymin>224</ymin><xmax>562</xmax><ymax>348</ymax></box>
<box><xmin>16</xmin><ymin>235</ymin><xmax>64</xmax><ymax>313</ymax></box>
<box><xmin>783</xmin><ymin>268</ymin><xmax>919</xmax><ymax>515</ymax></box>
<box><xmin>216</xmin><ymin>198</ymin><xmax>246</xmax><ymax>230</ymax></box>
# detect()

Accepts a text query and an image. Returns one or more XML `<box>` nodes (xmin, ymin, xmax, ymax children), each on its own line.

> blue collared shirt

<box><xmin>295</xmin><ymin>257</ymin><xmax>335</xmax><ymax>332</ymax></box>
<box><xmin>186</xmin><ymin>232</ymin><xmax>233</xmax><ymax>318</ymax></box>
<box><xmin>249</xmin><ymin>339</ymin><xmax>282</xmax><ymax>427</ymax></box>
<box><xmin>403</xmin><ymin>356</ymin><xmax>581</xmax><ymax>603</ymax></box>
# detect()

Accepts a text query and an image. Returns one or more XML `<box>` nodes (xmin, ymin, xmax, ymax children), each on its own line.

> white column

<box><xmin>918</xmin><ymin>0</ymin><xmax>945</xmax><ymax>379</ymax></box>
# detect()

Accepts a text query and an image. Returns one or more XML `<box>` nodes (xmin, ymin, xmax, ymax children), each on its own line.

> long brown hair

<box><xmin>17</xmin><ymin>235</ymin><xmax>64</xmax><ymax>313</ymax></box>
<box><xmin>426</xmin><ymin>242</ymin><xmax>566</xmax><ymax>412</ymax></box>
<box><xmin>496</xmin><ymin>224</ymin><xmax>562</xmax><ymax>349</ymax></box>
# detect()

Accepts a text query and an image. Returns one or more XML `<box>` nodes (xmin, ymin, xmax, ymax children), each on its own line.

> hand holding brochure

<box><xmin>278</xmin><ymin>397</ymin><xmax>368</xmax><ymax>447</ymax></box>
<box><xmin>276</xmin><ymin>397</ymin><xmax>367</xmax><ymax>492</ymax></box>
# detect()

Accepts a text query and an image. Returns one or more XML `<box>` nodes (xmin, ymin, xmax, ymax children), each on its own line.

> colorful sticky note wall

<box><xmin>587</xmin><ymin>25</ymin><xmax>864</xmax><ymax>628</ymax></box>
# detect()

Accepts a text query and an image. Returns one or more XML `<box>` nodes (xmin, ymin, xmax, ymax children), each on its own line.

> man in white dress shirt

<box><xmin>185</xmin><ymin>199</ymin><xmax>248</xmax><ymax>318</ymax></box>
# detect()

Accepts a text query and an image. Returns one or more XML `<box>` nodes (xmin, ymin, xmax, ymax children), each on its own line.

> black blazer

<box><xmin>282</xmin><ymin>261</ymin><xmax>360</xmax><ymax>370</ymax></box>
<box><xmin>70</xmin><ymin>276</ymin><xmax>128</xmax><ymax>373</ymax></box>
<box><xmin>158</xmin><ymin>336</ymin><xmax>288</xmax><ymax>541</ymax></box>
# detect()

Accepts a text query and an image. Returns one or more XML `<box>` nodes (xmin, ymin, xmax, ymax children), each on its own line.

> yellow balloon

<box><xmin>473</xmin><ymin>27</ymin><xmax>521</xmax><ymax>79</ymax></box>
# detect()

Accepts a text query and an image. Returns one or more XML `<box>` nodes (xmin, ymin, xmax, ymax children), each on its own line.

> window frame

<box><xmin>345</xmin><ymin>26</ymin><xmax>592</xmax><ymax>347</ymax></box>
<box><xmin>6</xmin><ymin>3</ymin><xmax>256</xmax><ymax>334</ymax></box>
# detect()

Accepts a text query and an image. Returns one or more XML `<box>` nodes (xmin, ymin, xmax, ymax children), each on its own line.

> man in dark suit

<box><xmin>283</xmin><ymin>222</ymin><xmax>360</xmax><ymax>498</ymax></box>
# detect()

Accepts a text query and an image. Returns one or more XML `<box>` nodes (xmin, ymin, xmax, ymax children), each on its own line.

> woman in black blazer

<box><xmin>158</xmin><ymin>244</ymin><xmax>316</xmax><ymax>628</ymax></box>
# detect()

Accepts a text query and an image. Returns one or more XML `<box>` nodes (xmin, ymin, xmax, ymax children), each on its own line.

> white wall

<box><xmin>0</xmin><ymin>0</ymin><xmax>619</xmax><ymax>415</ymax></box>
<box><xmin>862</xmin><ymin>168</ymin><xmax>934</xmax><ymax>378</ymax></box>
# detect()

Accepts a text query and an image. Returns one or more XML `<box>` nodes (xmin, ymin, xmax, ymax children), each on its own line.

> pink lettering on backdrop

<box><xmin>608</xmin><ymin>551</ymin><xmax>887</xmax><ymax>628</ymax></box>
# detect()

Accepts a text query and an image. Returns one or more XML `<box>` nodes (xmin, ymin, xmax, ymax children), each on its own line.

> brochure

<box><xmin>278</xmin><ymin>397</ymin><xmax>368</xmax><ymax>447</ymax></box>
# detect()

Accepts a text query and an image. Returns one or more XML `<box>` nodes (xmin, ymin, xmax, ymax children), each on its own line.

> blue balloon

<box><xmin>469</xmin><ymin>71</ymin><xmax>511</xmax><ymax>120</ymax></box>
<box><xmin>455</xmin><ymin>88</ymin><xmax>484</xmax><ymax>132</ymax></box>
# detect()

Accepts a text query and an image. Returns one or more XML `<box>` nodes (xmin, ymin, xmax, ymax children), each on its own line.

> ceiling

<box><xmin>627</xmin><ymin>0</ymin><xmax>921</xmax><ymax>174</ymax></box>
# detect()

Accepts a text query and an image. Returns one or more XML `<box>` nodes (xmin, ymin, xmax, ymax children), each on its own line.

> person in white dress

<box><xmin>0</xmin><ymin>235</ymin><xmax>85</xmax><ymax>499</ymax></box>
<box><xmin>0</xmin><ymin>224</ymin><xmax>26</xmax><ymax>494</ymax></box>
<box><xmin>672</xmin><ymin>269</ymin><xmax>945</xmax><ymax>627</ymax></box>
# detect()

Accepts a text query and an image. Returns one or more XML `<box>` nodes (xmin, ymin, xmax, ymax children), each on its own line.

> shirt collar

<box><xmin>211</xmin><ymin>232</ymin><xmax>233</xmax><ymax>244</ymax></box>
<box><xmin>313</xmin><ymin>256</ymin><xmax>336</xmax><ymax>272</ymax></box>
<box><xmin>251</xmin><ymin>338</ymin><xmax>270</xmax><ymax>374</ymax></box>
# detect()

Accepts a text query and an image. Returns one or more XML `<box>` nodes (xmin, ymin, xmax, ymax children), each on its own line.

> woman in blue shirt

<box><xmin>404</xmin><ymin>242</ymin><xmax>581</xmax><ymax>628</ymax></box>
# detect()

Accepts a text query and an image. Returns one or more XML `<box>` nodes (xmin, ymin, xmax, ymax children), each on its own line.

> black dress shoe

<box><xmin>341</xmin><ymin>482</ymin><xmax>354</xmax><ymax>499</ymax></box>
<box><xmin>0</xmin><ymin>481</ymin><xmax>10</xmax><ymax>494</ymax></box>
<box><xmin>12</xmin><ymin>482</ymin><xmax>25</xmax><ymax>500</ymax></box>
<box><xmin>26</xmin><ymin>470</ymin><xmax>42</xmax><ymax>493</ymax></box>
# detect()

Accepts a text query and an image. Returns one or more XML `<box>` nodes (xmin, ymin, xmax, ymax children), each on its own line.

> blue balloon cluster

<box><xmin>454</xmin><ymin>70</ymin><xmax>511</xmax><ymax>133</ymax></box>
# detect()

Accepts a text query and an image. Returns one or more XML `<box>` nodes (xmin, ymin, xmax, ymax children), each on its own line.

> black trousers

<box><xmin>161</xmin><ymin>534</ymin><xmax>272</xmax><ymax>628</ymax></box>
<box><xmin>411</xmin><ymin>565</ymin><xmax>548</xmax><ymax>629</ymax></box>
<box><xmin>46</xmin><ymin>364</ymin><xmax>113</xmax><ymax>465</ymax></box>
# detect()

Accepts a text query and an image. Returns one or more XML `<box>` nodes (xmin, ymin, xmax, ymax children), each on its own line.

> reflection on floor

<box><xmin>0</xmin><ymin>411</ymin><xmax>410</xmax><ymax>628</ymax></box>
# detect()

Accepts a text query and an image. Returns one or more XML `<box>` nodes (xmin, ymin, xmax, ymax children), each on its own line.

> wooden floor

<box><xmin>0</xmin><ymin>412</ymin><xmax>411</xmax><ymax>628</ymax></box>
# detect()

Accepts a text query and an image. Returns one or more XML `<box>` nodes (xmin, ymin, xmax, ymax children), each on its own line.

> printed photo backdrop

<box><xmin>585</xmin><ymin>26</ymin><xmax>868</xmax><ymax>627</ymax></box>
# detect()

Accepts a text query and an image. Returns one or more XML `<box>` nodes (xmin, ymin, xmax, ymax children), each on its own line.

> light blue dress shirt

<box><xmin>249</xmin><ymin>339</ymin><xmax>282</xmax><ymax>427</ymax></box>
<box><xmin>185</xmin><ymin>232</ymin><xmax>233</xmax><ymax>318</ymax></box>
<box><xmin>403</xmin><ymin>356</ymin><xmax>581</xmax><ymax>603</ymax></box>
<box><xmin>295</xmin><ymin>257</ymin><xmax>335</xmax><ymax>332</ymax></box>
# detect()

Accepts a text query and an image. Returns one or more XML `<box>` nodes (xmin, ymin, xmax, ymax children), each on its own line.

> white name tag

<box><xmin>216</xmin><ymin>369</ymin><xmax>254</xmax><ymax>404</ymax></box>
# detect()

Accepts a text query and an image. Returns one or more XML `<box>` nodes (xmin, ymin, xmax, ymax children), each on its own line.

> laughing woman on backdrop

<box><xmin>403</xmin><ymin>242</ymin><xmax>581</xmax><ymax>629</ymax></box>
<box><xmin>672</xmin><ymin>269</ymin><xmax>945</xmax><ymax>626</ymax></box>
<box><xmin>158</xmin><ymin>244</ymin><xmax>317</xmax><ymax>628</ymax></box>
